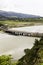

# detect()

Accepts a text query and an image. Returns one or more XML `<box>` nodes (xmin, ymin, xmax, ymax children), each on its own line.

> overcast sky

<box><xmin>0</xmin><ymin>0</ymin><xmax>43</xmax><ymax>16</ymax></box>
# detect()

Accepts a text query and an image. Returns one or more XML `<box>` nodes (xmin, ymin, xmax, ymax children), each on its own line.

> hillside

<box><xmin>0</xmin><ymin>10</ymin><xmax>40</xmax><ymax>19</ymax></box>
<box><xmin>17</xmin><ymin>37</ymin><xmax>43</xmax><ymax>65</ymax></box>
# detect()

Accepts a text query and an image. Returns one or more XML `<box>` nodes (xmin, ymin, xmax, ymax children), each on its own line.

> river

<box><xmin>0</xmin><ymin>32</ymin><xmax>39</xmax><ymax>60</ymax></box>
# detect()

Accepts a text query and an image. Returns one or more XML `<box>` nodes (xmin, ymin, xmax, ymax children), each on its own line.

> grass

<box><xmin>0</xmin><ymin>20</ymin><xmax>43</xmax><ymax>28</ymax></box>
<box><xmin>40</xmin><ymin>63</ymin><xmax>43</xmax><ymax>65</ymax></box>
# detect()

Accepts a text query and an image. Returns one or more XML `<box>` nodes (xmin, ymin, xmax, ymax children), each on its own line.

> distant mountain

<box><xmin>0</xmin><ymin>10</ymin><xmax>40</xmax><ymax>18</ymax></box>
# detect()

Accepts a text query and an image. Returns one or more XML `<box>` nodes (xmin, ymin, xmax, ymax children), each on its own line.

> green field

<box><xmin>0</xmin><ymin>20</ymin><xmax>43</xmax><ymax>28</ymax></box>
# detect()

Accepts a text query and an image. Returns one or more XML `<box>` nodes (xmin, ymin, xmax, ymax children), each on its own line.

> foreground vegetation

<box><xmin>17</xmin><ymin>37</ymin><xmax>43</xmax><ymax>65</ymax></box>
<box><xmin>0</xmin><ymin>55</ymin><xmax>17</xmax><ymax>65</ymax></box>
<box><xmin>0</xmin><ymin>37</ymin><xmax>43</xmax><ymax>65</ymax></box>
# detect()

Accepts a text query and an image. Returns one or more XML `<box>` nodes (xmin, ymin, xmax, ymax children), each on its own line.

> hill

<box><xmin>0</xmin><ymin>10</ymin><xmax>40</xmax><ymax>19</ymax></box>
<box><xmin>17</xmin><ymin>37</ymin><xmax>43</xmax><ymax>65</ymax></box>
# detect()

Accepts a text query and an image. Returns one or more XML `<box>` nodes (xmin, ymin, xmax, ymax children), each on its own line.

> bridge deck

<box><xmin>4</xmin><ymin>25</ymin><xmax>43</xmax><ymax>37</ymax></box>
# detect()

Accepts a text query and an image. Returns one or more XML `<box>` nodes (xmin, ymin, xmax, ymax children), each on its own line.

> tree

<box><xmin>0</xmin><ymin>55</ymin><xmax>12</xmax><ymax>65</ymax></box>
<box><xmin>17</xmin><ymin>37</ymin><xmax>43</xmax><ymax>65</ymax></box>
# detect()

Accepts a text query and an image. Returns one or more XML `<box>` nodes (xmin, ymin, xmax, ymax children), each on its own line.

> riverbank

<box><xmin>0</xmin><ymin>20</ymin><xmax>43</xmax><ymax>28</ymax></box>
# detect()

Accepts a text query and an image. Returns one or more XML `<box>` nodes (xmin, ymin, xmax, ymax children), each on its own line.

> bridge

<box><xmin>4</xmin><ymin>26</ymin><xmax>43</xmax><ymax>37</ymax></box>
<box><xmin>4</xmin><ymin>29</ymin><xmax>43</xmax><ymax>37</ymax></box>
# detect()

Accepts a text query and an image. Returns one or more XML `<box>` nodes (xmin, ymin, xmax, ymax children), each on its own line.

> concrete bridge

<box><xmin>4</xmin><ymin>25</ymin><xmax>43</xmax><ymax>37</ymax></box>
<box><xmin>4</xmin><ymin>29</ymin><xmax>43</xmax><ymax>37</ymax></box>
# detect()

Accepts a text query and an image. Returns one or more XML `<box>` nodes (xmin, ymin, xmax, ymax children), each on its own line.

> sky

<box><xmin>0</xmin><ymin>0</ymin><xmax>43</xmax><ymax>16</ymax></box>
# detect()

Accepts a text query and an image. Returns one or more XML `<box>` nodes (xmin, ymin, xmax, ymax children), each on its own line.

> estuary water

<box><xmin>0</xmin><ymin>32</ymin><xmax>38</xmax><ymax>60</ymax></box>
